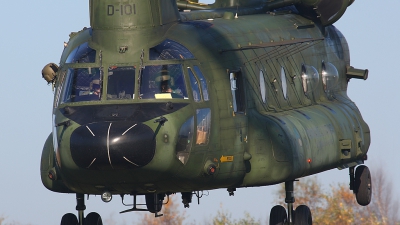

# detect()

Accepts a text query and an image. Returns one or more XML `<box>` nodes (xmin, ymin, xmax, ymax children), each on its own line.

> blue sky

<box><xmin>0</xmin><ymin>0</ymin><xmax>398</xmax><ymax>224</ymax></box>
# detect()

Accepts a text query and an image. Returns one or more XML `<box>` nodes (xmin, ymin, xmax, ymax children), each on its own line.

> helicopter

<box><xmin>41</xmin><ymin>0</ymin><xmax>371</xmax><ymax>224</ymax></box>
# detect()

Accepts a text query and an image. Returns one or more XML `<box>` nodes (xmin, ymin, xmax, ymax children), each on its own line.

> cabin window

<box><xmin>259</xmin><ymin>70</ymin><xmax>266</xmax><ymax>103</ymax></box>
<box><xmin>54</xmin><ymin>70</ymin><xmax>67</xmax><ymax>108</ymax></box>
<box><xmin>196</xmin><ymin>108</ymin><xmax>211</xmax><ymax>145</ymax></box>
<box><xmin>230</xmin><ymin>71</ymin><xmax>245</xmax><ymax>113</ymax></box>
<box><xmin>188</xmin><ymin>68</ymin><xmax>201</xmax><ymax>102</ymax></box>
<box><xmin>301</xmin><ymin>64</ymin><xmax>319</xmax><ymax>95</ymax></box>
<box><xmin>66</xmin><ymin>42</ymin><xmax>96</xmax><ymax>63</ymax></box>
<box><xmin>61</xmin><ymin>67</ymin><xmax>102</xmax><ymax>103</ymax></box>
<box><xmin>140</xmin><ymin>64</ymin><xmax>188</xmax><ymax>99</ymax></box>
<box><xmin>322</xmin><ymin>61</ymin><xmax>339</xmax><ymax>92</ymax></box>
<box><xmin>193</xmin><ymin>66</ymin><xmax>209</xmax><ymax>101</ymax></box>
<box><xmin>107</xmin><ymin>66</ymin><xmax>135</xmax><ymax>100</ymax></box>
<box><xmin>176</xmin><ymin>117</ymin><xmax>194</xmax><ymax>164</ymax></box>
<box><xmin>149</xmin><ymin>39</ymin><xmax>194</xmax><ymax>60</ymax></box>
<box><xmin>281</xmin><ymin>67</ymin><xmax>288</xmax><ymax>99</ymax></box>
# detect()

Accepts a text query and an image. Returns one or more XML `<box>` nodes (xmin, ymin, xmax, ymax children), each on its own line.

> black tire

<box><xmin>60</xmin><ymin>213</ymin><xmax>78</xmax><ymax>225</ymax></box>
<box><xmin>354</xmin><ymin>165</ymin><xmax>372</xmax><ymax>206</ymax></box>
<box><xmin>85</xmin><ymin>212</ymin><xmax>103</xmax><ymax>225</ymax></box>
<box><xmin>145</xmin><ymin>193</ymin><xmax>164</xmax><ymax>213</ymax></box>
<box><xmin>294</xmin><ymin>205</ymin><xmax>312</xmax><ymax>225</ymax></box>
<box><xmin>269</xmin><ymin>205</ymin><xmax>287</xmax><ymax>225</ymax></box>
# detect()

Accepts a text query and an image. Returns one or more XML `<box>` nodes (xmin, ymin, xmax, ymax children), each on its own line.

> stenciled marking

<box><xmin>220</xmin><ymin>155</ymin><xmax>234</xmax><ymax>163</ymax></box>
<box><xmin>123</xmin><ymin>156</ymin><xmax>139</xmax><ymax>166</ymax></box>
<box><xmin>122</xmin><ymin>124</ymin><xmax>137</xmax><ymax>136</ymax></box>
<box><xmin>86</xmin><ymin>126</ymin><xmax>95</xmax><ymax>136</ymax></box>
<box><xmin>107</xmin><ymin>4</ymin><xmax>136</xmax><ymax>16</ymax></box>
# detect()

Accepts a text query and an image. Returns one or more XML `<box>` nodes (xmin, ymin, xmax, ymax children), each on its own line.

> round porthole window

<box><xmin>301</xmin><ymin>64</ymin><xmax>319</xmax><ymax>95</ymax></box>
<box><xmin>322</xmin><ymin>61</ymin><xmax>339</xmax><ymax>92</ymax></box>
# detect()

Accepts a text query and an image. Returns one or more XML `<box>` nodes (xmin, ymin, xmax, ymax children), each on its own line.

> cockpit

<box><xmin>61</xmin><ymin>67</ymin><xmax>102</xmax><ymax>103</ymax></box>
<box><xmin>56</xmin><ymin>38</ymin><xmax>208</xmax><ymax>105</ymax></box>
<box><xmin>48</xmin><ymin>36</ymin><xmax>212</xmax><ymax>168</ymax></box>
<box><xmin>140</xmin><ymin>64</ymin><xmax>188</xmax><ymax>99</ymax></box>
<box><xmin>60</xmin><ymin>64</ymin><xmax>190</xmax><ymax>103</ymax></box>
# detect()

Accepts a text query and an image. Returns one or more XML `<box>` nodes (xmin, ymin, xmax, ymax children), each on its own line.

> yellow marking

<box><xmin>220</xmin><ymin>155</ymin><xmax>234</xmax><ymax>163</ymax></box>
<box><xmin>155</xmin><ymin>93</ymin><xmax>172</xmax><ymax>99</ymax></box>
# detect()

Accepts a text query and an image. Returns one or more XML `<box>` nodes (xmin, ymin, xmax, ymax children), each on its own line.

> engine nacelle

<box><xmin>209</xmin><ymin>0</ymin><xmax>352</xmax><ymax>26</ymax></box>
<box><xmin>296</xmin><ymin>0</ymin><xmax>351</xmax><ymax>26</ymax></box>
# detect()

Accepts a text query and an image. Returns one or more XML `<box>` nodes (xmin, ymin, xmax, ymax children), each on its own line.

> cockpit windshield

<box><xmin>61</xmin><ymin>68</ymin><xmax>102</xmax><ymax>103</ymax></box>
<box><xmin>107</xmin><ymin>66</ymin><xmax>135</xmax><ymax>100</ymax></box>
<box><xmin>149</xmin><ymin>39</ymin><xmax>194</xmax><ymax>60</ymax></box>
<box><xmin>66</xmin><ymin>42</ymin><xmax>96</xmax><ymax>63</ymax></box>
<box><xmin>140</xmin><ymin>64</ymin><xmax>188</xmax><ymax>99</ymax></box>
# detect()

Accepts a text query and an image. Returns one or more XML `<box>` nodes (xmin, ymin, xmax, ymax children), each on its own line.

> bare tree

<box><xmin>211</xmin><ymin>205</ymin><xmax>261</xmax><ymax>225</ymax></box>
<box><xmin>366</xmin><ymin>165</ymin><xmax>399</xmax><ymax>225</ymax></box>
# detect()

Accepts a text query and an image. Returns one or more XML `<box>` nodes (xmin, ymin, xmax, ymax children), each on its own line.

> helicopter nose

<box><xmin>70</xmin><ymin>122</ymin><xmax>156</xmax><ymax>170</ymax></box>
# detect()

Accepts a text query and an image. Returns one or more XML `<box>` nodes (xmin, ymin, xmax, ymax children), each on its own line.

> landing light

<box><xmin>204</xmin><ymin>160</ymin><xmax>217</xmax><ymax>175</ymax></box>
<box><xmin>101</xmin><ymin>191</ymin><xmax>112</xmax><ymax>203</ymax></box>
<box><xmin>208</xmin><ymin>165</ymin><xmax>216</xmax><ymax>174</ymax></box>
<box><xmin>47</xmin><ymin>168</ymin><xmax>58</xmax><ymax>180</ymax></box>
<box><xmin>48</xmin><ymin>170</ymin><xmax>57</xmax><ymax>180</ymax></box>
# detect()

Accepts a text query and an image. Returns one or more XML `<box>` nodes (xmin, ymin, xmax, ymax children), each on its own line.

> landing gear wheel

<box><xmin>269</xmin><ymin>205</ymin><xmax>287</xmax><ymax>225</ymax></box>
<box><xmin>355</xmin><ymin>165</ymin><xmax>372</xmax><ymax>206</ymax></box>
<box><xmin>293</xmin><ymin>205</ymin><xmax>312</xmax><ymax>225</ymax></box>
<box><xmin>145</xmin><ymin>193</ymin><xmax>163</xmax><ymax>213</ymax></box>
<box><xmin>84</xmin><ymin>212</ymin><xmax>103</xmax><ymax>225</ymax></box>
<box><xmin>60</xmin><ymin>213</ymin><xmax>78</xmax><ymax>225</ymax></box>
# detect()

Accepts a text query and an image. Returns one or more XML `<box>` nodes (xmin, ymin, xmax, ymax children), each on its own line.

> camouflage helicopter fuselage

<box><xmin>41</xmin><ymin>0</ymin><xmax>370</xmax><ymax>197</ymax></box>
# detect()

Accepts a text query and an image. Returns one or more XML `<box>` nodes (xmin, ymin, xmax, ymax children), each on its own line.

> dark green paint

<box><xmin>41</xmin><ymin>0</ymin><xmax>369</xmax><ymax>201</ymax></box>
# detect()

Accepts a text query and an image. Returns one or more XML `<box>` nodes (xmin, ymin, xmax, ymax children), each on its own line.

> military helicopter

<box><xmin>41</xmin><ymin>0</ymin><xmax>371</xmax><ymax>224</ymax></box>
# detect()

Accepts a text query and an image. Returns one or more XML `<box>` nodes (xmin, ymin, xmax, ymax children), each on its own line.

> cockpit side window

<box><xmin>196</xmin><ymin>108</ymin><xmax>211</xmax><ymax>145</ymax></box>
<box><xmin>188</xmin><ymin>68</ymin><xmax>201</xmax><ymax>102</ymax></box>
<box><xmin>66</xmin><ymin>42</ymin><xmax>96</xmax><ymax>63</ymax></box>
<box><xmin>193</xmin><ymin>66</ymin><xmax>209</xmax><ymax>101</ymax></box>
<box><xmin>107</xmin><ymin>66</ymin><xmax>135</xmax><ymax>100</ymax></box>
<box><xmin>54</xmin><ymin>69</ymin><xmax>67</xmax><ymax>108</ymax></box>
<box><xmin>61</xmin><ymin>68</ymin><xmax>101</xmax><ymax>103</ymax></box>
<box><xmin>140</xmin><ymin>64</ymin><xmax>188</xmax><ymax>99</ymax></box>
<box><xmin>149</xmin><ymin>39</ymin><xmax>194</xmax><ymax>60</ymax></box>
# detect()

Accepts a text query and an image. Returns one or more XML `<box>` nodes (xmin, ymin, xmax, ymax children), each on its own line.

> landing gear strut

<box><xmin>285</xmin><ymin>181</ymin><xmax>294</xmax><ymax>224</ymax></box>
<box><xmin>60</xmin><ymin>193</ymin><xmax>103</xmax><ymax>225</ymax></box>
<box><xmin>269</xmin><ymin>180</ymin><xmax>312</xmax><ymax>225</ymax></box>
<box><xmin>76</xmin><ymin>193</ymin><xmax>85</xmax><ymax>225</ymax></box>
